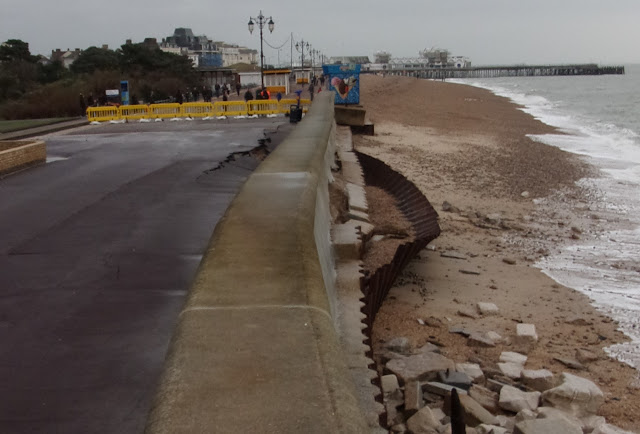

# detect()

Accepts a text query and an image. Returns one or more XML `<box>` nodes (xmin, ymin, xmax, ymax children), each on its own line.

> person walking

<box><xmin>308</xmin><ymin>82</ymin><xmax>315</xmax><ymax>102</ymax></box>
<box><xmin>79</xmin><ymin>93</ymin><xmax>87</xmax><ymax>116</ymax></box>
<box><xmin>244</xmin><ymin>89</ymin><xmax>253</xmax><ymax>102</ymax></box>
<box><xmin>235</xmin><ymin>82</ymin><xmax>241</xmax><ymax>96</ymax></box>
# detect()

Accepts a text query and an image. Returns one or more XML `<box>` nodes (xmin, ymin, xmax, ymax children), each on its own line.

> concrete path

<box><xmin>0</xmin><ymin>119</ymin><xmax>291</xmax><ymax>433</ymax></box>
<box><xmin>0</xmin><ymin>118</ymin><xmax>89</xmax><ymax>140</ymax></box>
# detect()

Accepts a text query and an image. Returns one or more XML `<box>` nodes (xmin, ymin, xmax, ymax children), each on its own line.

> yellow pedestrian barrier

<box><xmin>181</xmin><ymin>102</ymin><xmax>213</xmax><ymax>118</ymax></box>
<box><xmin>86</xmin><ymin>99</ymin><xmax>313</xmax><ymax>123</ymax></box>
<box><xmin>213</xmin><ymin>101</ymin><xmax>249</xmax><ymax>117</ymax></box>
<box><xmin>248</xmin><ymin>100</ymin><xmax>281</xmax><ymax>115</ymax></box>
<box><xmin>149</xmin><ymin>103</ymin><xmax>182</xmax><ymax>119</ymax></box>
<box><xmin>299</xmin><ymin>99</ymin><xmax>312</xmax><ymax>113</ymax></box>
<box><xmin>279</xmin><ymin>99</ymin><xmax>312</xmax><ymax>114</ymax></box>
<box><xmin>120</xmin><ymin>104</ymin><xmax>150</xmax><ymax>121</ymax></box>
<box><xmin>87</xmin><ymin>106</ymin><xmax>120</xmax><ymax>122</ymax></box>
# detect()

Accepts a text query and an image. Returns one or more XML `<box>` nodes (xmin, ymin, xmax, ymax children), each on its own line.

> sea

<box><xmin>452</xmin><ymin>65</ymin><xmax>640</xmax><ymax>372</ymax></box>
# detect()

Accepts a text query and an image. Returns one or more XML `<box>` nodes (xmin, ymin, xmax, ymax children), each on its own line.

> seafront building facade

<box><xmin>159</xmin><ymin>28</ymin><xmax>257</xmax><ymax>68</ymax></box>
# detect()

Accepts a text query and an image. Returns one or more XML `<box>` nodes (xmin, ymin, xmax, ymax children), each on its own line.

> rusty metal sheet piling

<box><xmin>356</xmin><ymin>151</ymin><xmax>441</xmax><ymax>338</ymax></box>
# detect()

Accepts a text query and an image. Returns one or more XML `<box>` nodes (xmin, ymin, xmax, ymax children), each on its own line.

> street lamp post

<box><xmin>311</xmin><ymin>49</ymin><xmax>320</xmax><ymax>77</ymax></box>
<box><xmin>295</xmin><ymin>39</ymin><xmax>310</xmax><ymax>86</ymax></box>
<box><xmin>248</xmin><ymin>10</ymin><xmax>275</xmax><ymax>89</ymax></box>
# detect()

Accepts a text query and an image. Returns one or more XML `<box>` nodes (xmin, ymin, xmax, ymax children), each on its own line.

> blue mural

<box><xmin>199</xmin><ymin>54</ymin><xmax>223</xmax><ymax>67</ymax></box>
<box><xmin>322</xmin><ymin>64</ymin><xmax>360</xmax><ymax>105</ymax></box>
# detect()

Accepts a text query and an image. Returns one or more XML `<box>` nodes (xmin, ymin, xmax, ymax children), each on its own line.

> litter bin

<box><xmin>289</xmin><ymin>105</ymin><xmax>303</xmax><ymax>123</ymax></box>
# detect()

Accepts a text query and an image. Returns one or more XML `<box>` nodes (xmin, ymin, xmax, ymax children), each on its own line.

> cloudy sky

<box><xmin>2</xmin><ymin>0</ymin><xmax>639</xmax><ymax>65</ymax></box>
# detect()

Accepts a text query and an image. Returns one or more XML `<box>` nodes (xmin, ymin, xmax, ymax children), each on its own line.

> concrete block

<box><xmin>341</xmin><ymin>160</ymin><xmax>366</xmax><ymax>185</ymax></box>
<box><xmin>515</xmin><ymin>324</ymin><xmax>538</xmax><ymax>352</ymax></box>
<box><xmin>469</xmin><ymin>384</ymin><xmax>499</xmax><ymax>413</ymax></box>
<box><xmin>346</xmin><ymin>182</ymin><xmax>368</xmax><ymax>213</ymax></box>
<box><xmin>456</xmin><ymin>363</ymin><xmax>485</xmax><ymax>383</ymax></box>
<box><xmin>458</xmin><ymin>393</ymin><xmax>499</xmax><ymax>427</ymax></box>
<box><xmin>468</xmin><ymin>332</ymin><xmax>497</xmax><ymax>347</ymax></box>
<box><xmin>514</xmin><ymin>418</ymin><xmax>582</xmax><ymax>434</ymax></box>
<box><xmin>424</xmin><ymin>381</ymin><xmax>468</xmax><ymax>397</ymax></box>
<box><xmin>499</xmin><ymin>352</ymin><xmax>528</xmax><ymax>366</ymax></box>
<box><xmin>350</xmin><ymin>121</ymin><xmax>375</xmax><ymax>136</ymax></box>
<box><xmin>498</xmin><ymin>362</ymin><xmax>523</xmax><ymax>380</ymax></box>
<box><xmin>386</xmin><ymin>352</ymin><xmax>455</xmax><ymax>384</ymax></box>
<box><xmin>347</xmin><ymin>208</ymin><xmax>370</xmax><ymax>223</ymax></box>
<box><xmin>499</xmin><ymin>385</ymin><xmax>541</xmax><ymax>413</ymax></box>
<box><xmin>404</xmin><ymin>380</ymin><xmax>423</xmax><ymax>412</ymax></box>
<box><xmin>331</xmin><ymin>221</ymin><xmax>364</xmax><ymax>261</ymax></box>
<box><xmin>541</xmin><ymin>373</ymin><xmax>604</xmax><ymax>417</ymax></box>
<box><xmin>335</xmin><ymin>105</ymin><xmax>366</xmax><ymax>126</ymax></box>
<box><xmin>438</xmin><ymin>370</ymin><xmax>472</xmax><ymax>390</ymax></box>
<box><xmin>406</xmin><ymin>406</ymin><xmax>441</xmax><ymax>433</ymax></box>
<box><xmin>521</xmin><ymin>369</ymin><xmax>556</xmax><ymax>392</ymax></box>
<box><xmin>477</xmin><ymin>302</ymin><xmax>500</xmax><ymax>316</ymax></box>
<box><xmin>382</xmin><ymin>374</ymin><xmax>400</xmax><ymax>396</ymax></box>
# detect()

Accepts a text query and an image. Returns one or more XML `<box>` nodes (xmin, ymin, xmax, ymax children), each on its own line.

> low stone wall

<box><xmin>0</xmin><ymin>140</ymin><xmax>46</xmax><ymax>177</ymax></box>
<box><xmin>145</xmin><ymin>92</ymin><xmax>370</xmax><ymax>433</ymax></box>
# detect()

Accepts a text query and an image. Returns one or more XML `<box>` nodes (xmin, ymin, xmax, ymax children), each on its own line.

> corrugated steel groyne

<box><xmin>356</xmin><ymin>151</ymin><xmax>441</xmax><ymax>346</ymax></box>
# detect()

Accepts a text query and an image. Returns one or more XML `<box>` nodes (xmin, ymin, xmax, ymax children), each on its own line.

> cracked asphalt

<box><xmin>0</xmin><ymin>119</ymin><xmax>291</xmax><ymax>434</ymax></box>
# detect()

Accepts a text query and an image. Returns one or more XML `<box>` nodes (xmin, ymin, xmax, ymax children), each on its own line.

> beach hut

<box><xmin>263</xmin><ymin>69</ymin><xmax>291</xmax><ymax>94</ymax></box>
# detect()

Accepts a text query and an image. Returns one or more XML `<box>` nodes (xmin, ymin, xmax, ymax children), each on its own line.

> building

<box><xmin>49</xmin><ymin>48</ymin><xmax>83</xmax><ymax>68</ymax></box>
<box><xmin>160</xmin><ymin>28</ymin><xmax>221</xmax><ymax>67</ymax></box>
<box><xmin>159</xmin><ymin>28</ymin><xmax>257</xmax><ymax>68</ymax></box>
<box><xmin>419</xmin><ymin>48</ymin><xmax>471</xmax><ymax>68</ymax></box>
<box><xmin>213</xmin><ymin>42</ymin><xmax>257</xmax><ymax>66</ymax></box>
<box><xmin>362</xmin><ymin>48</ymin><xmax>471</xmax><ymax>72</ymax></box>
<box><xmin>327</xmin><ymin>56</ymin><xmax>371</xmax><ymax>65</ymax></box>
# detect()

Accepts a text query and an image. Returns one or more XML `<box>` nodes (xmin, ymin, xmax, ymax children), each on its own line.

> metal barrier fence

<box><xmin>87</xmin><ymin>99</ymin><xmax>311</xmax><ymax>122</ymax></box>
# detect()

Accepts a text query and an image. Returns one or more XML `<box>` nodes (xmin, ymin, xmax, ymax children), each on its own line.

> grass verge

<box><xmin>0</xmin><ymin>118</ymin><xmax>74</xmax><ymax>134</ymax></box>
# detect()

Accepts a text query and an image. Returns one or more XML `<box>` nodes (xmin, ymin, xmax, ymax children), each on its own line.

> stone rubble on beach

<box><xmin>377</xmin><ymin>319</ymin><xmax>634</xmax><ymax>434</ymax></box>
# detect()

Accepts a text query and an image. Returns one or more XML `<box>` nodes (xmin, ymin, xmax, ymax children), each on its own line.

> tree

<box><xmin>119</xmin><ymin>43</ymin><xmax>195</xmax><ymax>76</ymax></box>
<box><xmin>0</xmin><ymin>39</ymin><xmax>35</xmax><ymax>63</ymax></box>
<box><xmin>70</xmin><ymin>46</ymin><xmax>120</xmax><ymax>74</ymax></box>
<box><xmin>0</xmin><ymin>39</ymin><xmax>39</xmax><ymax>101</ymax></box>
<box><xmin>38</xmin><ymin>60</ymin><xmax>68</xmax><ymax>84</ymax></box>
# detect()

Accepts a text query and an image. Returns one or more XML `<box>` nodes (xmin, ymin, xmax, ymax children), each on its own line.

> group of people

<box><xmin>305</xmin><ymin>74</ymin><xmax>327</xmax><ymax>102</ymax></box>
<box><xmin>175</xmin><ymin>82</ymin><xmax>243</xmax><ymax>104</ymax></box>
<box><xmin>79</xmin><ymin>92</ymin><xmax>121</xmax><ymax>114</ymax></box>
<box><xmin>80</xmin><ymin>76</ymin><xmax>325</xmax><ymax>114</ymax></box>
<box><xmin>243</xmin><ymin>87</ymin><xmax>283</xmax><ymax>103</ymax></box>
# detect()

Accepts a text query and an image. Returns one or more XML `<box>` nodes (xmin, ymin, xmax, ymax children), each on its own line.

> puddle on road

<box><xmin>46</xmin><ymin>156</ymin><xmax>69</xmax><ymax>163</ymax></box>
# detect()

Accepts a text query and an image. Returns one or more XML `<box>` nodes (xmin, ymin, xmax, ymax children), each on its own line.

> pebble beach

<box><xmin>353</xmin><ymin>74</ymin><xmax>640</xmax><ymax>432</ymax></box>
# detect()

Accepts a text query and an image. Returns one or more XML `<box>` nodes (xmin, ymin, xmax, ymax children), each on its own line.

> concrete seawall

<box><xmin>145</xmin><ymin>92</ymin><xmax>370</xmax><ymax>433</ymax></box>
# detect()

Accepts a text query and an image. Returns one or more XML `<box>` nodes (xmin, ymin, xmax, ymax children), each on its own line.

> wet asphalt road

<box><xmin>0</xmin><ymin>119</ymin><xmax>290</xmax><ymax>433</ymax></box>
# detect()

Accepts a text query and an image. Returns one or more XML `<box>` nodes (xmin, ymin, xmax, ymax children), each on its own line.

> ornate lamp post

<box><xmin>311</xmin><ymin>48</ymin><xmax>320</xmax><ymax>77</ymax></box>
<box><xmin>248</xmin><ymin>11</ymin><xmax>275</xmax><ymax>89</ymax></box>
<box><xmin>295</xmin><ymin>40</ymin><xmax>310</xmax><ymax>86</ymax></box>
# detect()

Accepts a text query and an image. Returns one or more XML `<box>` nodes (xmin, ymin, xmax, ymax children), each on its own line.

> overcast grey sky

<box><xmin>2</xmin><ymin>0</ymin><xmax>639</xmax><ymax>65</ymax></box>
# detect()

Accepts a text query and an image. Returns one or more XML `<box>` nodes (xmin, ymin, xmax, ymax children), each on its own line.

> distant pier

<box><xmin>376</xmin><ymin>64</ymin><xmax>625</xmax><ymax>79</ymax></box>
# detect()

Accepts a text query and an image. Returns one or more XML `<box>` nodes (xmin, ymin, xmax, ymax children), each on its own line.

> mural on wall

<box><xmin>322</xmin><ymin>64</ymin><xmax>360</xmax><ymax>105</ymax></box>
